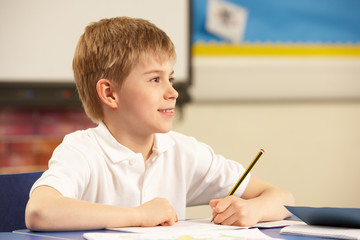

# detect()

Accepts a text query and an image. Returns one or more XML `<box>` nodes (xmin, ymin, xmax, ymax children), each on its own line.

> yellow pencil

<box><xmin>228</xmin><ymin>149</ymin><xmax>264</xmax><ymax>195</ymax></box>
<box><xmin>211</xmin><ymin>149</ymin><xmax>265</xmax><ymax>223</ymax></box>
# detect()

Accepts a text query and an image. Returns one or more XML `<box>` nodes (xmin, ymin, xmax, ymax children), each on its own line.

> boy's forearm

<box><xmin>25</xmin><ymin>186</ymin><xmax>141</xmax><ymax>231</ymax></box>
<box><xmin>26</xmin><ymin>195</ymin><xmax>139</xmax><ymax>231</ymax></box>
<box><xmin>252</xmin><ymin>186</ymin><xmax>295</xmax><ymax>222</ymax></box>
<box><xmin>26</xmin><ymin>186</ymin><xmax>177</xmax><ymax>231</ymax></box>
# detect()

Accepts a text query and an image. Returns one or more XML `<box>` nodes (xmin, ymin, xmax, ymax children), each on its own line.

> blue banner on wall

<box><xmin>192</xmin><ymin>0</ymin><xmax>360</xmax><ymax>55</ymax></box>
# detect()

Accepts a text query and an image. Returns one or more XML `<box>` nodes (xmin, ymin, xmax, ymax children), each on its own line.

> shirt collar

<box><xmin>92</xmin><ymin>122</ymin><xmax>175</xmax><ymax>163</ymax></box>
<box><xmin>153</xmin><ymin>132</ymin><xmax>175</xmax><ymax>154</ymax></box>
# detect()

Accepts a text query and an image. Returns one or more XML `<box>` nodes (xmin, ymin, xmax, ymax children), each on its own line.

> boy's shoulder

<box><xmin>62</xmin><ymin>127</ymin><xmax>97</xmax><ymax>150</ymax></box>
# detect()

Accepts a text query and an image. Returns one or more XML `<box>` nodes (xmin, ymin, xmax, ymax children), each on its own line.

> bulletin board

<box><xmin>193</xmin><ymin>0</ymin><xmax>360</xmax><ymax>55</ymax></box>
<box><xmin>190</xmin><ymin>0</ymin><xmax>360</xmax><ymax>101</ymax></box>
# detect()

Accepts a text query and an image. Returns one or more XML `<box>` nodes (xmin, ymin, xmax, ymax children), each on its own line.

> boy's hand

<box><xmin>136</xmin><ymin>197</ymin><xmax>178</xmax><ymax>227</ymax></box>
<box><xmin>209</xmin><ymin>196</ymin><xmax>261</xmax><ymax>227</ymax></box>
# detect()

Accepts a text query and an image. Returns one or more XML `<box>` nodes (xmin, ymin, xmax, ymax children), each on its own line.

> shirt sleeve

<box><xmin>29</xmin><ymin>138</ymin><xmax>91</xmax><ymax>199</ymax></box>
<box><xmin>185</xmin><ymin>140</ymin><xmax>250</xmax><ymax>206</ymax></box>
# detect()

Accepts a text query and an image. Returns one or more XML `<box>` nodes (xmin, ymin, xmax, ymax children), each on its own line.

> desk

<box><xmin>8</xmin><ymin>227</ymin><xmax>339</xmax><ymax>240</ymax></box>
<box><xmin>0</xmin><ymin>232</ymin><xmax>54</xmax><ymax>240</ymax></box>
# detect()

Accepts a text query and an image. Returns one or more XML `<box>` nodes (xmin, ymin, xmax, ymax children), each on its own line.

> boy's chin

<box><xmin>156</xmin><ymin>126</ymin><xmax>173</xmax><ymax>134</ymax></box>
<box><xmin>157</xmin><ymin>129</ymin><xmax>172</xmax><ymax>134</ymax></box>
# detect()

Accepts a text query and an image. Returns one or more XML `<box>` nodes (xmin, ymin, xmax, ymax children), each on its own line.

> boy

<box><xmin>25</xmin><ymin>17</ymin><xmax>294</xmax><ymax>231</ymax></box>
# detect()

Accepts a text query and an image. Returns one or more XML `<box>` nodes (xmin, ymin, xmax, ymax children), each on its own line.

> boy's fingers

<box><xmin>213</xmin><ymin>197</ymin><xmax>233</xmax><ymax>213</ymax></box>
<box><xmin>209</xmin><ymin>198</ymin><xmax>220</xmax><ymax>209</ymax></box>
<box><xmin>160</xmin><ymin>212</ymin><xmax>177</xmax><ymax>226</ymax></box>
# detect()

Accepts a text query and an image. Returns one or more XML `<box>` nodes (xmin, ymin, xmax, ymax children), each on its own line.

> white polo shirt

<box><xmin>31</xmin><ymin>122</ymin><xmax>249</xmax><ymax>220</ymax></box>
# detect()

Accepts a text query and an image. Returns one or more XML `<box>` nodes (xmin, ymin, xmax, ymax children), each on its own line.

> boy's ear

<box><xmin>96</xmin><ymin>79</ymin><xmax>118</xmax><ymax>109</ymax></box>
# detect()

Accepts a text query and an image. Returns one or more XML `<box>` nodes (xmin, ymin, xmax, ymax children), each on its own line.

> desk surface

<box><xmin>0</xmin><ymin>232</ymin><xmax>55</xmax><ymax>240</ymax></box>
<box><xmin>9</xmin><ymin>228</ymin><xmax>339</xmax><ymax>240</ymax></box>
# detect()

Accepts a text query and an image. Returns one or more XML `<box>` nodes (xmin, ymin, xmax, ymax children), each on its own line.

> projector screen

<box><xmin>0</xmin><ymin>0</ymin><xmax>190</xmax><ymax>84</ymax></box>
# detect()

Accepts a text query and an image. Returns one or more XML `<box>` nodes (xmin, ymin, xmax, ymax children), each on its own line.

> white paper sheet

<box><xmin>253</xmin><ymin>219</ymin><xmax>306</xmax><ymax>228</ymax></box>
<box><xmin>281</xmin><ymin>224</ymin><xmax>360</xmax><ymax>240</ymax></box>
<box><xmin>107</xmin><ymin>218</ymin><xmax>245</xmax><ymax>234</ymax></box>
<box><xmin>84</xmin><ymin>228</ymin><xmax>277</xmax><ymax>240</ymax></box>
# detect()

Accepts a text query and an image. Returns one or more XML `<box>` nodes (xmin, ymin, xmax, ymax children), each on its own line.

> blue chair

<box><xmin>0</xmin><ymin>171</ymin><xmax>43</xmax><ymax>232</ymax></box>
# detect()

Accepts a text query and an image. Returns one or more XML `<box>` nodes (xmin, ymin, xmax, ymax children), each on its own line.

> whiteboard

<box><xmin>0</xmin><ymin>0</ymin><xmax>190</xmax><ymax>83</ymax></box>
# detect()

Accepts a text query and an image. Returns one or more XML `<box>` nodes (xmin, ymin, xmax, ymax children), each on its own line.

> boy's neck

<box><xmin>122</xmin><ymin>134</ymin><xmax>154</xmax><ymax>161</ymax></box>
<box><xmin>103</xmin><ymin>121</ymin><xmax>155</xmax><ymax>161</ymax></box>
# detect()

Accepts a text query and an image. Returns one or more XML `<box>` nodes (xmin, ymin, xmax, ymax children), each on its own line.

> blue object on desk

<box><xmin>286</xmin><ymin>206</ymin><xmax>360</xmax><ymax>228</ymax></box>
<box><xmin>0</xmin><ymin>171</ymin><xmax>43</xmax><ymax>232</ymax></box>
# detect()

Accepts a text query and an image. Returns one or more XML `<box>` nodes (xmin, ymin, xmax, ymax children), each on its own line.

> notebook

<box><xmin>281</xmin><ymin>206</ymin><xmax>360</xmax><ymax>240</ymax></box>
<box><xmin>285</xmin><ymin>206</ymin><xmax>360</xmax><ymax>228</ymax></box>
<box><xmin>281</xmin><ymin>224</ymin><xmax>360</xmax><ymax>240</ymax></box>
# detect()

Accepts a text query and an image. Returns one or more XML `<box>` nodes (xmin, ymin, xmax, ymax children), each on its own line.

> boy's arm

<box><xmin>209</xmin><ymin>175</ymin><xmax>295</xmax><ymax>226</ymax></box>
<box><xmin>25</xmin><ymin>186</ymin><xmax>178</xmax><ymax>231</ymax></box>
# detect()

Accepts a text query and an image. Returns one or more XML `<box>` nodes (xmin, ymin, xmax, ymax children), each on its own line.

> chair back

<box><xmin>0</xmin><ymin>171</ymin><xmax>43</xmax><ymax>232</ymax></box>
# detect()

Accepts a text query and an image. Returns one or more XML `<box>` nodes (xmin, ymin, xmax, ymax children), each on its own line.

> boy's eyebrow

<box><xmin>144</xmin><ymin>69</ymin><xmax>174</xmax><ymax>76</ymax></box>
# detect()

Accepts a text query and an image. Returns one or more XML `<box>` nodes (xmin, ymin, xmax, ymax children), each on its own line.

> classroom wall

<box><xmin>186</xmin><ymin>0</ymin><xmax>360</xmax><ymax>218</ymax></box>
<box><xmin>174</xmin><ymin>101</ymin><xmax>360</xmax><ymax>219</ymax></box>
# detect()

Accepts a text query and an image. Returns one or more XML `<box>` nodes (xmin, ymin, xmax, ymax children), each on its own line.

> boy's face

<box><xmin>113</xmin><ymin>55</ymin><xmax>178</xmax><ymax>137</ymax></box>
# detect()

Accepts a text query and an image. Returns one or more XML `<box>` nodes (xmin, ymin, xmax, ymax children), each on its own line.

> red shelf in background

<box><xmin>0</xmin><ymin>108</ymin><xmax>95</xmax><ymax>173</ymax></box>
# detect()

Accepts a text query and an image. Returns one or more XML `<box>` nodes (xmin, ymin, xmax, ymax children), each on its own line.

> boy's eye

<box><xmin>150</xmin><ymin>77</ymin><xmax>175</xmax><ymax>84</ymax></box>
<box><xmin>169</xmin><ymin>77</ymin><xmax>175</xmax><ymax>85</ymax></box>
<box><xmin>151</xmin><ymin>77</ymin><xmax>159</xmax><ymax>83</ymax></box>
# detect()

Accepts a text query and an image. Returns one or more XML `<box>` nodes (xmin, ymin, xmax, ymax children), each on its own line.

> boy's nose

<box><xmin>165</xmin><ymin>85</ymin><xmax>179</xmax><ymax>100</ymax></box>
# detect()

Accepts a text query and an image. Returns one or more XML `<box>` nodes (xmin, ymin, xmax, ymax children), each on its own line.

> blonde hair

<box><xmin>73</xmin><ymin>17</ymin><xmax>176</xmax><ymax>123</ymax></box>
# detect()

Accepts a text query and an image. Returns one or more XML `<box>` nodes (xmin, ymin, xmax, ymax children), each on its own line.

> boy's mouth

<box><xmin>158</xmin><ymin>109</ymin><xmax>174</xmax><ymax>113</ymax></box>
